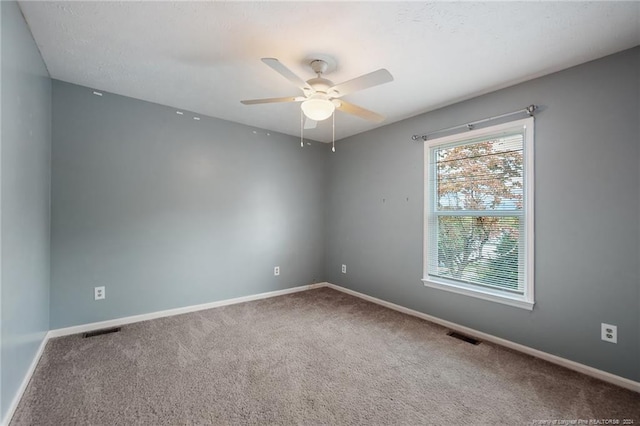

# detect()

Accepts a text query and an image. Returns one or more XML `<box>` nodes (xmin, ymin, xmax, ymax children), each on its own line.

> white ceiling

<box><xmin>19</xmin><ymin>1</ymin><xmax>640</xmax><ymax>142</ymax></box>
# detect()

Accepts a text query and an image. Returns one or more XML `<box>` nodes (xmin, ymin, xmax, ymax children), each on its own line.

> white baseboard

<box><xmin>48</xmin><ymin>282</ymin><xmax>326</xmax><ymax>338</ymax></box>
<box><xmin>1</xmin><ymin>333</ymin><xmax>50</xmax><ymax>426</ymax></box>
<box><xmin>325</xmin><ymin>283</ymin><xmax>640</xmax><ymax>394</ymax></box>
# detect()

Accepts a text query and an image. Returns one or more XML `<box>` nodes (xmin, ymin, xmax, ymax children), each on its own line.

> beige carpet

<box><xmin>11</xmin><ymin>287</ymin><xmax>640</xmax><ymax>425</ymax></box>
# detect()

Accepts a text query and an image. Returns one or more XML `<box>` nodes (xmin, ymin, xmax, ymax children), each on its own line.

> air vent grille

<box><xmin>83</xmin><ymin>327</ymin><xmax>121</xmax><ymax>338</ymax></box>
<box><xmin>447</xmin><ymin>331</ymin><xmax>481</xmax><ymax>345</ymax></box>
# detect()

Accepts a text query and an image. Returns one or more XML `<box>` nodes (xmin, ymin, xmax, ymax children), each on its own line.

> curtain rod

<box><xmin>411</xmin><ymin>105</ymin><xmax>537</xmax><ymax>141</ymax></box>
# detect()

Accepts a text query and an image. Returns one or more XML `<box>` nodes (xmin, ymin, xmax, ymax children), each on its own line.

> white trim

<box><xmin>1</xmin><ymin>333</ymin><xmax>50</xmax><ymax>426</ymax></box>
<box><xmin>325</xmin><ymin>283</ymin><xmax>640</xmax><ymax>394</ymax></box>
<box><xmin>522</xmin><ymin>118</ymin><xmax>535</xmax><ymax>305</ymax></box>
<box><xmin>423</xmin><ymin>117</ymin><xmax>535</xmax><ymax>309</ymax></box>
<box><xmin>48</xmin><ymin>283</ymin><xmax>326</xmax><ymax>338</ymax></box>
<box><xmin>422</xmin><ymin>279</ymin><xmax>534</xmax><ymax>310</ymax></box>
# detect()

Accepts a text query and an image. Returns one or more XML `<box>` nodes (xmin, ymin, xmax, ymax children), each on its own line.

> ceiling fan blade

<box><xmin>329</xmin><ymin>69</ymin><xmax>393</xmax><ymax>97</ymax></box>
<box><xmin>241</xmin><ymin>96</ymin><xmax>304</xmax><ymax>105</ymax></box>
<box><xmin>335</xmin><ymin>100</ymin><xmax>385</xmax><ymax>123</ymax></box>
<box><xmin>304</xmin><ymin>117</ymin><xmax>317</xmax><ymax>129</ymax></box>
<box><xmin>261</xmin><ymin>58</ymin><xmax>313</xmax><ymax>92</ymax></box>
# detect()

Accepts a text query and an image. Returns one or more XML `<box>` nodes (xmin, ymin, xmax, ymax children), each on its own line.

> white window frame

<box><xmin>422</xmin><ymin>117</ymin><xmax>535</xmax><ymax>310</ymax></box>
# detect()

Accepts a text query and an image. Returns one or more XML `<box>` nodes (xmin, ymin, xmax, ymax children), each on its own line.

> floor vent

<box><xmin>83</xmin><ymin>327</ymin><xmax>121</xmax><ymax>338</ymax></box>
<box><xmin>447</xmin><ymin>331</ymin><xmax>481</xmax><ymax>345</ymax></box>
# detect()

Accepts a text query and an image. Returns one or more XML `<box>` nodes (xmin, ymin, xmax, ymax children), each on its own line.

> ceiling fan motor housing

<box><xmin>306</xmin><ymin>77</ymin><xmax>333</xmax><ymax>93</ymax></box>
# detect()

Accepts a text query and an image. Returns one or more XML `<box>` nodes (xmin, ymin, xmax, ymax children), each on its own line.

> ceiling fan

<box><xmin>241</xmin><ymin>58</ymin><xmax>393</xmax><ymax>131</ymax></box>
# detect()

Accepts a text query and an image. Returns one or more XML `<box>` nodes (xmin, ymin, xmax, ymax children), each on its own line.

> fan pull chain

<box><xmin>332</xmin><ymin>111</ymin><xmax>336</xmax><ymax>153</ymax></box>
<box><xmin>300</xmin><ymin>110</ymin><xmax>304</xmax><ymax>147</ymax></box>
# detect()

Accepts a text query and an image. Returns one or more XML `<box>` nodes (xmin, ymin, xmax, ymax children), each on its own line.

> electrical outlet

<box><xmin>601</xmin><ymin>323</ymin><xmax>617</xmax><ymax>344</ymax></box>
<box><xmin>94</xmin><ymin>286</ymin><xmax>105</xmax><ymax>301</ymax></box>
<box><xmin>341</xmin><ymin>264</ymin><xmax>347</xmax><ymax>274</ymax></box>
<box><xmin>274</xmin><ymin>266</ymin><xmax>280</xmax><ymax>276</ymax></box>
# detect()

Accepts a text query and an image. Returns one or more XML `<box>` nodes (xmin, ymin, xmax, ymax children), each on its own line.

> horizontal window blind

<box><xmin>428</xmin><ymin>216</ymin><xmax>524</xmax><ymax>293</ymax></box>
<box><xmin>428</xmin><ymin>131</ymin><xmax>525</xmax><ymax>294</ymax></box>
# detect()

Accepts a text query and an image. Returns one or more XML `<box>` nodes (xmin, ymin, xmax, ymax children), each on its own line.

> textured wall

<box><xmin>0</xmin><ymin>1</ymin><xmax>51</xmax><ymax>420</ymax></box>
<box><xmin>325</xmin><ymin>48</ymin><xmax>640</xmax><ymax>381</ymax></box>
<box><xmin>50</xmin><ymin>80</ymin><xmax>327</xmax><ymax>328</ymax></box>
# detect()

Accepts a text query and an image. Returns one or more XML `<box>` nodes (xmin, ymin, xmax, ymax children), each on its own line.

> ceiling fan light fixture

<box><xmin>301</xmin><ymin>98</ymin><xmax>335</xmax><ymax>121</ymax></box>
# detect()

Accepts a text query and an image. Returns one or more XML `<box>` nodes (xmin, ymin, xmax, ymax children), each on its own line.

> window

<box><xmin>423</xmin><ymin>118</ymin><xmax>534</xmax><ymax>310</ymax></box>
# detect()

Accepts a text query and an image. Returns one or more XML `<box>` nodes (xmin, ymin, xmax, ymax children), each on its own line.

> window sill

<box><xmin>422</xmin><ymin>278</ymin><xmax>534</xmax><ymax>311</ymax></box>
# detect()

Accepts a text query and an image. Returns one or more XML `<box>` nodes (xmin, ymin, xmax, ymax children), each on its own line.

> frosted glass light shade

<box><xmin>301</xmin><ymin>99</ymin><xmax>335</xmax><ymax>121</ymax></box>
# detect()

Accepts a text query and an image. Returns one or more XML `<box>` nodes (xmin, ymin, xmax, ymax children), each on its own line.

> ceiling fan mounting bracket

<box><xmin>302</xmin><ymin>54</ymin><xmax>337</xmax><ymax>76</ymax></box>
<box><xmin>310</xmin><ymin>59</ymin><xmax>328</xmax><ymax>76</ymax></box>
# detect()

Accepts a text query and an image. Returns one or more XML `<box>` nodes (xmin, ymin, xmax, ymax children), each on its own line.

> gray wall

<box><xmin>326</xmin><ymin>48</ymin><xmax>640</xmax><ymax>381</ymax></box>
<box><xmin>50</xmin><ymin>81</ymin><xmax>327</xmax><ymax>328</ymax></box>
<box><xmin>0</xmin><ymin>1</ymin><xmax>3</xmax><ymax>415</ymax></box>
<box><xmin>0</xmin><ymin>1</ymin><xmax>51</xmax><ymax>420</ymax></box>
